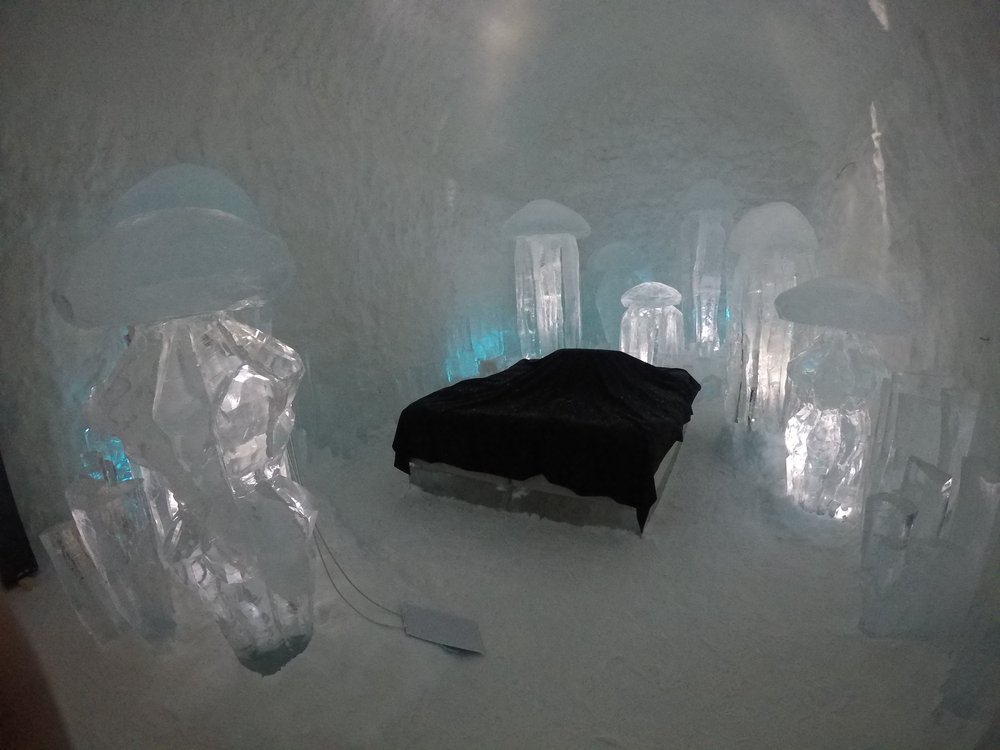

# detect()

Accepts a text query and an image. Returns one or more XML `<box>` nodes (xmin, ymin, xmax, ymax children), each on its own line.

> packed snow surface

<box><xmin>8</xmin><ymin>398</ymin><xmax>985</xmax><ymax>749</ymax></box>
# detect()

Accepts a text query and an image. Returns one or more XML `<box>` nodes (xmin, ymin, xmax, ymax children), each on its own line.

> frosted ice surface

<box><xmin>86</xmin><ymin>312</ymin><xmax>316</xmax><ymax>674</ymax></box>
<box><xmin>502</xmin><ymin>199</ymin><xmax>590</xmax><ymax>239</ymax></box>
<box><xmin>509</xmin><ymin>200</ymin><xmax>587</xmax><ymax>358</ymax></box>
<box><xmin>619</xmin><ymin>283</ymin><xmax>683</xmax><ymax>366</ymax></box>
<box><xmin>54</xmin><ymin>207</ymin><xmax>294</xmax><ymax>328</ymax></box>
<box><xmin>108</xmin><ymin>164</ymin><xmax>262</xmax><ymax>225</ymax></box>
<box><xmin>774</xmin><ymin>277</ymin><xmax>911</xmax><ymax>334</ymax></box>
<box><xmin>944</xmin><ymin>457</ymin><xmax>1000</xmax><ymax>568</ymax></box>
<box><xmin>726</xmin><ymin>202</ymin><xmax>819</xmax><ymax>258</ymax></box>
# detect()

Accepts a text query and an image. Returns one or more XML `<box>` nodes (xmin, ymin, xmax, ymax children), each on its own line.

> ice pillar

<box><xmin>724</xmin><ymin>203</ymin><xmax>818</xmax><ymax>432</ymax></box>
<box><xmin>503</xmin><ymin>200</ymin><xmax>590</xmax><ymax>359</ymax></box>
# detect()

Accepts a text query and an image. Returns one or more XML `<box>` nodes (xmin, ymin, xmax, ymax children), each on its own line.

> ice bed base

<box><xmin>409</xmin><ymin>441</ymin><xmax>681</xmax><ymax>535</ymax></box>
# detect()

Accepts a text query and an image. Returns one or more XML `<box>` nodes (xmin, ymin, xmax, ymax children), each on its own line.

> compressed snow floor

<box><xmin>7</xmin><ymin>396</ymin><xmax>989</xmax><ymax>749</ymax></box>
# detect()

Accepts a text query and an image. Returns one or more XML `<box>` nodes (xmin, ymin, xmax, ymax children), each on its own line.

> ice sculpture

<box><xmin>724</xmin><ymin>203</ymin><xmax>817</xmax><ymax>432</ymax></box>
<box><xmin>867</xmin><ymin>372</ymin><xmax>979</xmax><ymax>497</ymax></box>
<box><xmin>53</xmin><ymin>165</ymin><xmax>294</xmax><ymax>328</ymax></box>
<box><xmin>503</xmin><ymin>200</ymin><xmax>590</xmax><ymax>359</ymax></box>
<box><xmin>619</xmin><ymin>282</ymin><xmax>683</xmax><ymax>366</ymax></box>
<box><xmin>64</xmin><ymin>474</ymin><xmax>176</xmax><ymax>643</ymax></box>
<box><xmin>777</xmin><ymin>278</ymin><xmax>909</xmax><ymax>517</ymax></box>
<box><xmin>587</xmin><ymin>242</ymin><xmax>653</xmax><ymax>348</ymax></box>
<box><xmin>52</xmin><ymin>165</ymin><xmax>316</xmax><ymax>675</ymax></box>
<box><xmin>859</xmin><ymin>457</ymin><xmax>993</xmax><ymax>637</ymax></box>
<box><xmin>678</xmin><ymin>180</ymin><xmax>738</xmax><ymax>354</ymax></box>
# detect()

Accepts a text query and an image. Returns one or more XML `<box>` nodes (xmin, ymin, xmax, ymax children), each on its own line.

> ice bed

<box><xmin>392</xmin><ymin>348</ymin><xmax>700</xmax><ymax>534</ymax></box>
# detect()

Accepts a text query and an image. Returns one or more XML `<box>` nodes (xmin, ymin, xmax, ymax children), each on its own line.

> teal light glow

<box><xmin>82</xmin><ymin>427</ymin><xmax>134</xmax><ymax>483</ymax></box>
<box><xmin>444</xmin><ymin>326</ymin><xmax>507</xmax><ymax>383</ymax></box>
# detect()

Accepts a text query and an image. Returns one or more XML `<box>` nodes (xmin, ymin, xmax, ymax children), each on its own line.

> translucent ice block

<box><xmin>619</xmin><ymin>283</ymin><xmax>683</xmax><ymax>366</ymax></box>
<box><xmin>40</xmin><ymin>521</ymin><xmax>127</xmax><ymax>642</ymax></box>
<box><xmin>944</xmin><ymin>457</ymin><xmax>1000</xmax><ymax>568</ymax></box>
<box><xmin>514</xmin><ymin>233</ymin><xmax>581</xmax><ymax>358</ymax></box>
<box><xmin>65</xmin><ymin>476</ymin><xmax>176</xmax><ymax>643</ymax></box>
<box><xmin>899</xmin><ymin>457</ymin><xmax>953</xmax><ymax>540</ymax></box>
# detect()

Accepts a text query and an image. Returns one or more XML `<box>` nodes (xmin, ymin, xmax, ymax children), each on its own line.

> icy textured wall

<box><xmin>1</xmin><ymin>0</ymin><xmax>998</xmax><ymax>542</ymax></box>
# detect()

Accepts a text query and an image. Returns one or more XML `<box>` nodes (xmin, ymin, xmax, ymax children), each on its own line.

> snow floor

<box><xmin>8</xmin><ymin>395</ymin><xmax>990</xmax><ymax>749</ymax></box>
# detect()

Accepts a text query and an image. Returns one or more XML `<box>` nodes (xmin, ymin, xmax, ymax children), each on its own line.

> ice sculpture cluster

<box><xmin>858</xmin><ymin>370</ymin><xmax>989</xmax><ymax>637</ymax></box>
<box><xmin>678</xmin><ymin>180</ymin><xmax>738</xmax><ymax>354</ymax></box>
<box><xmin>619</xmin><ymin>282</ymin><xmax>683</xmax><ymax>366</ymax></box>
<box><xmin>724</xmin><ymin>203</ymin><xmax>817</xmax><ymax>432</ymax></box>
<box><xmin>860</xmin><ymin>457</ymin><xmax>998</xmax><ymax>637</ymax></box>
<box><xmin>46</xmin><ymin>165</ymin><xmax>317</xmax><ymax>675</ymax></box>
<box><xmin>784</xmin><ymin>330</ymin><xmax>887</xmax><ymax>516</ymax></box>
<box><xmin>504</xmin><ymin>200</ymin><xmax>590</xmax><ymax>359</ymax></box>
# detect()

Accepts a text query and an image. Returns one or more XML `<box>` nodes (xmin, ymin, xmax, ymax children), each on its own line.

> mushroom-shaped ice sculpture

<box><xmin>678</xmin><ymin>180</ymin><xmax>739</xmax><ymax>354</ymax></box>
<box><xmin>724</xmin><ymin>202</ymin><xmax>818</xmax><ymax>433</ymax></box>
<box><xmin>53</xmin><ymin>165</ymin><xmax>317</xmax><ymax>675</ymax></box>
<box><xmin>620</xmin><ymin>282</ymin><xmax>683</xmax><ymax>366</ymax></box>
<box><xmin>503</xmin><ymin>199</ymin><xmax>590</xmax><ymax>359</ymax></box>
<box><xmin>776</xmin><ymin>277</ymin><xmax>910</xmax><ymax>519</ymax></box>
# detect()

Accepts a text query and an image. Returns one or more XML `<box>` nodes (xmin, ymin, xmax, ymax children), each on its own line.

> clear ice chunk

<box><xmin>85</xmin><ymin>311</ymin><xmax>316</xmax><ymax>674</ymax></box>
<box><xmin>40</xmin><ymin>521</ymin><xmax>128</xmax><ymax>642</ymax></box>
<box><xmin>784</xmin><ymin>331</ymin><xmax>886</xmax><ymax>516</ymax></box>
<box><xmin>504</xmin><ymin>201</ymin><xmax>589</xmax><ymax>359</ymax></box>
<box><xmin>867</xmin><ymin>372</ymin><xmax>960</xmax><ymax>494</ymax></box>
<box><xmin>64</xmin><ymin>475</ymin><xmax>176</xmax><ymax>643</ymax></box>
<box><xmin>899</xmin><ymin>457</ymin><xmax>953</xmax><ymax>540</ymax></box>
<box><xmin>619</xmin><ymin>283</ymin><xmax>683</xmax><ymax>366</ymax></box>
<box><xmin>725</xmin><ymin>203</ymin><xmax>817</xmax><ymax>432</ymax></box>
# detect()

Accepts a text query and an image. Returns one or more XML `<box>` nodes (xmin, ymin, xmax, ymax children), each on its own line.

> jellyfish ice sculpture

<box><xmin>724</xmin><ymin>203</ymin><xmax>818</xmax><ymax>433</ymax></box>
<box><xmin>775</xmin><ymin>277</ymin><xmax>911</xmax><ymax>518</ymax></box>
<box><xmin>503</xmin><ymin>200</ymin><xmax>590</xmax><ymax>359</ymax></box>
<box><xmin>677</xmin><ymin>180</ymin><xmax>738</xmax><ymax>354</ymax></box>
<box><xmin>53</xmin><ymin>165</ymin><xmax>318</xmax><ymax>675</ymax></box>
<box><xmin>620</xmin><ymin>282</ymin><xmax>683</xmax><ymax>366</ymax></box>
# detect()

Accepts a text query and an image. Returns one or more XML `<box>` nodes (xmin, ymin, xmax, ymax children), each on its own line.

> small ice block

<box><xmin>401</xmin><ymin>603</ymin><xmax>484</xmax><ymax>654</ymax></box>
<box><xmin>900</xmin><ymin>457</ymin><xmax>953</xmax><ymax>540</ymax></box>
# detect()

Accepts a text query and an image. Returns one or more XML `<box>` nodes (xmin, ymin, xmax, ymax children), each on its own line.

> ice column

<box><xmin>503</xmin><ymin>200</ymin><xmax>590</xmax><ymax>359</ymax></box>
<box><xmin>776</xmin><ymin>277</ymin><xmax>910</xmax><ymax>518</ymax></box>
<box><xmin>53</xmin><ymin>165</ymin><xmax>316</xmax><ymax>675</ymax></box>
<box><xmin>678</xmin><ymin>180</ymin><xmax>737</xmax><ymax>354</ymax></box>
<box><xmin>619</xmin><ymin>282</ymin><xmax>683</xmax><ymax>366</ymax></box>
<box><xmin>725</xmin><ymin>203</ymin><xmax>818</xmax><ymax>433</ymax></box>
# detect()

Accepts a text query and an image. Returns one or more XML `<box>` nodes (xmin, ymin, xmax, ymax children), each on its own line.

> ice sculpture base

<box><xmin>237</xmin><ymin>632</ymin><xmax>312</xmax><ymax>676</ymax></box>
<box><xmin>408</xmin><ymin>442</ymin><xmax>680</xmax><ymax>535</ymax></box>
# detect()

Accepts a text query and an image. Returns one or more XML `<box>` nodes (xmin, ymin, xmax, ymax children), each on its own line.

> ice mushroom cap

<box><xmin>774</xmin><ymin>276</ymin><xmax>912</xmax><ymax>334</ymax></box>
<box><xmin>54</xmin><ymin>166</ymin><xmax>294</xmax><ymax>328</ymax></box>
<box><xmin>621</xmin><ymin>282</ymin><xmax>682</xmax><ymax>308</ymax></box>
<box><xmin>109</xmin><ymin>164</ymin><xmax>262</xmax><ymax>225</ymax></box>
<box><xmin>502</xmin><ymin>199</ymin><xmax>591</xmax><ymax>239</ymax></box>
<box><xmin>728</xmin><ymin>202</ymin><xmax>818</xmax><ymax>256</ymax></box>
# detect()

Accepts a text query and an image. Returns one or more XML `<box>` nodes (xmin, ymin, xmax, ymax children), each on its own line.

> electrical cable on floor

<box><xmin>314</xmin><ymin>528</ymin><xmax>404</xmax><ymax>630</ymax></box>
